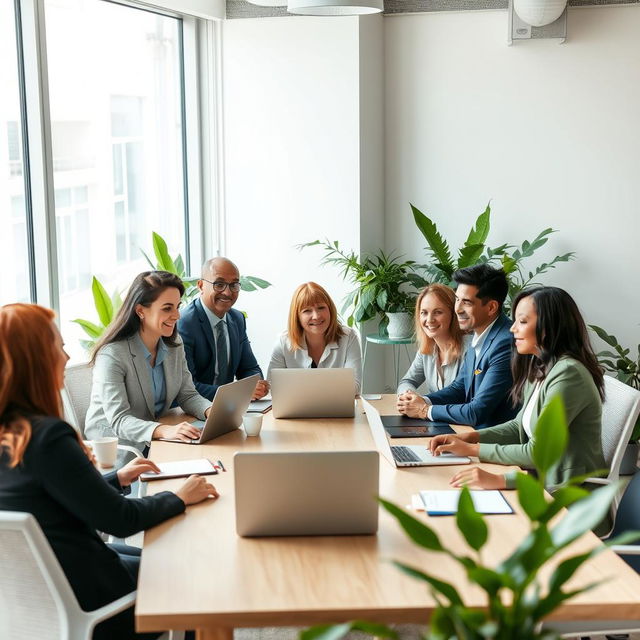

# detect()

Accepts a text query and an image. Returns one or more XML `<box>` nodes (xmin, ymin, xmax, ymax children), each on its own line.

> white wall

<box><xmin>222</xmin><ymin>16</ymin><xmax>362</xmax><ymax>373</ymax></box>
<box><xmin>385</xmin><ymin>6</ymin><xmax>640</xmax><ymax>350</ymax></box>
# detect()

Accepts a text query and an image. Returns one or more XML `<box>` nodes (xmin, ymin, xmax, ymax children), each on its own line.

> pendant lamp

<box><xmin>513</xmin><ymin>0</ymin><xmax>567</xmax><ymax>26</ymax></box>
<box><xmin>287</xmin><ymin>0</ymin><xmax>383</xmax><ymax>15</ymax></box>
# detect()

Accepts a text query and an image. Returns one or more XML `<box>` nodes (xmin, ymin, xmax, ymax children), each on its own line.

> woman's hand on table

<box><xmin>450</xmin><ymin>467</ymin><xmax>506</xmax><ymax>490</ymax></box>
<box><xmin>152</xmin><ymin>421</ymin><xmax>202</xmax><ymax>442</ymax></box>
<box><xmin>175</xmin><ymin>475</ymin><xmax>220</xmax><ymax>505</ymax></box>
<box><xmin>396</xmin><ymin>391</ymin><xmax>429</xmax><ymax>418</ymax></box>
<box><xmin>429</xmin><ymin>432</ymin><xmax>480</xmax><ymax>457</ymax></box>
<box><xmin>117</xmin><ymin>457</ymin><xmax>161</xmax><ymax>487</ymax></box>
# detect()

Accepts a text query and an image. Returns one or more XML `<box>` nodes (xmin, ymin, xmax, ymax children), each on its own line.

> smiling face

<box><xmin>510</xmin><ymin>295</ymin><xmax>539</xmax><ymax>356</ymax></box>
<box><xmin>136</xmin><ymin>287</ymin><xmax>181</xmax><ymax>343</ymax></box>
<box><xmin>298</xmin><ymin>302</ymin><xmax>331</xmax><ymax>339</ymax></box>
<box><xmin>419</xmin><ymin>292</ymin><xmax>453</xmax><ymax>342</ymax></box>
<box><xmin>454</xmin><ymin>284</ymin><xmax>498</xmax><ymax>335</ymax></box>
<box><xmin>199</xmin><ymin>259</ymin><xmax>240</xmax><ymax>318</ymax></box>
<box><xmin>52</xmin><ymin>322</ymin><xmax>70</xmax><ymax>390</ymax></box>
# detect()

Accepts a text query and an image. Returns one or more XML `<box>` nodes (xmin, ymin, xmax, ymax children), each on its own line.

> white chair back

<box><xmin>63</xmin><ymin>363</ymin><xmax>93</xmax><ymax>436</ymax></box>
<box><xmin>601</xmin><ymin>375</ymin><xmax>640</xmax><ymax>481</ymax></box>
<box><xmin>0</xmin><ymin>511</ymin><xmax>136</xmax><ymax>640</ymax></box>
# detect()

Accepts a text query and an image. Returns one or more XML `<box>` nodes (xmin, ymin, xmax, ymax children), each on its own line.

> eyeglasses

<box><xmin>202</xmin><ymin>278</ymin><xmax>241</xmax><ymax>293</ymax></box>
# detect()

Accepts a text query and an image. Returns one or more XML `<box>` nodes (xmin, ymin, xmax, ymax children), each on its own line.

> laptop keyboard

<box><xmin>391</xmin><ymin>446</ymin><xmax>422</xmax><ymax>463</ymax></box>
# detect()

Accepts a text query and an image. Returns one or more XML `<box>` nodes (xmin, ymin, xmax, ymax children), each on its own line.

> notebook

<box><xmin>362</xmin><ymin>399</ymin><xmax>471</xmax><ymax>468</ymax></box>
<box><xmin>158</xmin><ymin>374</ymin><xmax>259</xmax><ymax>444</ymax></box>
<box><xmin>381</xmin><ymin>415</ymin><xmax>455</xmax><ymax>438</ymax></box>
<box><xmin>419</xmin><ymin>490</ymin><xmax>514</xmax><ymax>516</ymax></box>
<box><xmin>234</xmin><ymin>450</ymin><xmax>379</xmax><ymax>537</ymax></box>
<box><xmin>270</xmin><ymin>368</ymin><xmax>356</xmax><ymax>418</ymax></box>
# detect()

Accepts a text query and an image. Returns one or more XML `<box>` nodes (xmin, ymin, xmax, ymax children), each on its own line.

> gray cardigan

<box><xmin>85</xmin><ymin>335</ymin><xmax>210</xmax><ymax>452</ymax></box>
<box><xmin>397</xmin><ymin>334</ymin><xmax>472</xmax><ymax>395</ymax></box>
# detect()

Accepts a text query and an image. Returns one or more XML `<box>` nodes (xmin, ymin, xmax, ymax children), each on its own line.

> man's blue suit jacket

<box><xmin>427</xmin><ymin>314</ymin><xmax>519</xmax><ymax>429</ymax></box>
<box><xmin>178</xmin><ymin>299</ymin><xmax>263</xmax><ymax>401</ymax></box>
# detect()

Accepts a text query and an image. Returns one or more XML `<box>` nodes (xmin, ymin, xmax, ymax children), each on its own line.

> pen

<box><xmin>217</xmin><ymin>459</ymin><xmax>226</xmax><ymax>472</ymax></box>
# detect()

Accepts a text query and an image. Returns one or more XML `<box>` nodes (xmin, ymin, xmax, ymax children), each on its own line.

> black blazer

<box><xmin>0</xmin><ymin>416</ymin><xmax>185</xmax><ymax>612</ymax></box>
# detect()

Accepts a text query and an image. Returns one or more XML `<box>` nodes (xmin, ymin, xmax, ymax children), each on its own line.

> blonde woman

<box><xmin>397</xmin><ymin>283</ymin><xmax>471</xmax><ymax>396</ymax></box>
<box><xmin>267</xmin><ymin>282</ymin><xmax>362</xmax><ymax>394</ymax></box>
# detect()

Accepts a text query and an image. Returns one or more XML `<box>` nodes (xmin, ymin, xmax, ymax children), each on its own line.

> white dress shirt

<box><xmin>267</xmin><ymin>325</ymin><xmax>362</xmax><ymax>394</ymax></box>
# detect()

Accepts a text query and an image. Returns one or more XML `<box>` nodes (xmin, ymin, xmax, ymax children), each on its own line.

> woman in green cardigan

<box><xmin>429</xmin><ymin>286</ymin><xmax>605</xmax><ymax>490</ymax></box>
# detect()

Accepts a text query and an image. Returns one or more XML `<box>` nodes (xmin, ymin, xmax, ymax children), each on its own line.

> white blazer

<box><xmin>267</xmin><ymin>325</ymin><xmax>362</xmax><ymax>394</ymax></box>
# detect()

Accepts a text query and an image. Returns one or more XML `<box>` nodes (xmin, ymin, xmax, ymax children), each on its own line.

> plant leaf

<box><xmin>243</xmin><ymin>275</ymin><xmax>272</xmax><ymax>289</ymax></box>
<box><xmin>152</xmin><ymin>231</ymin><xmax>177</xmax><ymax>273</ymax></box>
<box><xmin>532</xmin><ymin>394</ymin><xmax>568</xmax><ymax>480</ymax></box>
<box><xmin>72</xmin><ymin>318</ymin><xmax>103</xmax><ymax>339</ymax></box>
<box><xmin>516</xmin><ymin>472</ymin><xmax>548</xmax><ymax>520</ymax></box>
<box><xmin>456</xmin><ymin>487</ymin><xmax>488</xmax><ymax>551</ymax></box>
<box><xmin>300</xmin><ymin>621</ymin><xmax>398</xmax><ymax>640</ymax></box>
<box><xmin>410</xmin><ymin>204</ymin><xmax>453</xmax><ymax>274</ymax></box>
<box><xmin>378</xmin><ymin>498</ymin><xmax>444</xmax><ymax>552</ymax></box>
<box><xmin>92</xmin><ymin>277</ymin><xmax>113</xmax><ymax>327</ymax></box>
<box><xmin>392</xmin><ymin>561</ymin><xmax>463</xmax><ymax>606</ymax></box>
<box><xmin>464</xmin><ymin>202</ymin><xmax>491</xmax><ymax>247</ymax></box>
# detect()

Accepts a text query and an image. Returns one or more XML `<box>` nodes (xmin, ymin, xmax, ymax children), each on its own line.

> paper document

<box><xmin>140</xmin><ymin>458</ymin><xmax>218</xmax><ymax>482</ymax></box>
<box><xmin>419</xmin><ymin>490</ymin><xmax>513</xmax><ymax>515</ymax></box>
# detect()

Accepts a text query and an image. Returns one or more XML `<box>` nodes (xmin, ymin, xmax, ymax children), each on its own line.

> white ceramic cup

<box><xmin>243</xmin><ymin>414</ymin><xmax>263</xmax><ymax>437</ymax></box>
<box><xmin>91</xmin><ymin>436</ymin><xmax>118</xmax><ymax>468</ymax></box>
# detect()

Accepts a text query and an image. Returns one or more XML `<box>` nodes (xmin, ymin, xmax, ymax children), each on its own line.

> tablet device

<box><xmin>381</xmin><ymin>415</ymin><xmax>455</xmax><ymax>438</ymax></box>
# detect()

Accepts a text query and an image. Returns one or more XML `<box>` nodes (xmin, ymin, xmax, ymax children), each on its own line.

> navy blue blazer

<box><xmin>178</xmin><ymin>299</ymin><xmax>263</xmax><ymax>401</ymax></box>
<box><xmin>427</xmin><ymin>314</ymin><xmax>519</xmax><ymax>429</ymax></box>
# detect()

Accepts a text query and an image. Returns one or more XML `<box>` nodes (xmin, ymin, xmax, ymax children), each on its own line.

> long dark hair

<box><xmin>510</xmin><ymin>286</ymin><xmax>604</xmax><ymax>405</ymax></box>
<box><xmin>91</xmin><ymin>271</ymin><xmax>184</xmax><ymax>364</ymax></box>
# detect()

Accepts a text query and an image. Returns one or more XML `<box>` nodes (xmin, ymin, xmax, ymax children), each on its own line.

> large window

<box><xmin>0</xmin><ymin>1</ymin><xmax>31</xmax><ymax>305</ymax></box>
<box><xmin>1</xmin><ymin>0</ymin><xmax>216</xmax><ymax>362</ymax></box>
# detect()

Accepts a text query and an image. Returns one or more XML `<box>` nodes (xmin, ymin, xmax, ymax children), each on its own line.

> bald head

<box><xmin>202</xmin><ymin>257</ymin><xmax>239</xmax><ymax>280</ymax></box>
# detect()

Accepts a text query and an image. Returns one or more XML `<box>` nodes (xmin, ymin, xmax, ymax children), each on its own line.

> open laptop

<box><xmin>270</xmin><ymin>368</ymin><xmax>356</xmax><ymax>419</ymax></box>
<box><xmin>362</xmin><ymin>399</ymin><xmax>471</xmax><ymax>468</ymax></box>
<box><xmin>234</xmin><ymin>450</ymin><xmax>379</xmax><ymax>536</ymax></box>
<box><xmin>159</xmin><ymin>374</ymin><xmax>259</xmax><ymax>445</ymax></box>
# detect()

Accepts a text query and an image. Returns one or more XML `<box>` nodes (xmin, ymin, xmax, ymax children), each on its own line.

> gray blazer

<box><xmin>84</xmin><ymin>335</ymin><xmax>210</xmax><ymax>452</ymax></box>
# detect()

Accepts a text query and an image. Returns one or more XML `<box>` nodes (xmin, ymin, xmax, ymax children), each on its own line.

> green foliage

<box><xmin>74</xmin><ymin>231</ymin><xmax>272</xmax><ymax>352</ymax></box>
<box><xmin>411</xmin><ymin>203</ymin><xmax>575</xmax><ymax>313</ymax></box>
<box><xmin>589</xmin><ymin>324</ymin><xmax>640</xmax><ymax>440</ymax></box>
<box><xmin>301</xmin><ymin>396</ymin><xmax>640</xmax><ymax>640</ymax></box>
<box><xmin>298</xmin><ymin>240</ymin><xmax>428</xmax><ymax>333</ymax></box>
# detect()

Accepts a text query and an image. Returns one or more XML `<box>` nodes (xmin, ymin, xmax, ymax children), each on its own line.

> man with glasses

<box><xmin>178</xmin><ymin>257</ymin><xmax>269</xmax><ymax>401</ymax></box>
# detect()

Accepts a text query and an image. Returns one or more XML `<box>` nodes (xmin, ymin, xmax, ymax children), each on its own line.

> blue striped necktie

<box><xmin>216</xmin><ymin>320</ymin><xmax>228</xmax><ymax>384</ymax></box>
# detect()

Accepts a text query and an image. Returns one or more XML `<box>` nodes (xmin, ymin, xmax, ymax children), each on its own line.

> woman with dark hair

<box><xmin>397</xmin><ymin>283</ymin><xmax>471</xmax><ymax>396</ymax></box>
<box><xmin>267</xmin><ymin>282</ymin><xmax>362</xmax><ymax>394</ymax></box>
<box><xmin>85</xmin><ymin>271</ymin><xmax>211</xmax><ymax>452</ymax></box>
<box><xmin>0</xmin><ymin>303</ymin><xmax>218</xmax><ymax>640</ymax></box>
<box><xmin>429</xmin><ymin>286</ymin><xmax>606</xmax><ymax>490</ymax></box>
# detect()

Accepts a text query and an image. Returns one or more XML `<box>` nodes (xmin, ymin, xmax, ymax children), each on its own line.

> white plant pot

<box><xmin>385</xmin><ymin>312</ymin><xmax>414</xmax><ymax>340</ymax></box>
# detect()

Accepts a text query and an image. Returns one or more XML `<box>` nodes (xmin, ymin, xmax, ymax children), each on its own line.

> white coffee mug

<box><xmin>91</xmin><ymin>436</ymin><xmax>118</xmax><ymax>468</ymax></box>
<box><xmin>243</xmin><ymin>414</ymin><xmax>263</xmax><ymax>437</ymax></box>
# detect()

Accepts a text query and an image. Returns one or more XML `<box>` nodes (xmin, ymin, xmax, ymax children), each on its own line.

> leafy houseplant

<box><xmin>298</xmin><ymin>240</ymin><xmax>428</xmax><ymax>336</ymax></box>
<box><xmin>411</xmin><ymin>203</ymin><xmax>575</xmax><ymax>313</ymax></box>
<box><xmin>589</xmin><ymin>325</ymin><xmax>640</xmax><ymax>443</ymax></box>
<box><xmin>73</xmin><ymin>231</ymin><xmax>272</xmax><ymax>351</ymax></box>
<box><xmin>302</xmin><ymin>395</ymin><xmax>638</xmax><ymax>640</ymax></box>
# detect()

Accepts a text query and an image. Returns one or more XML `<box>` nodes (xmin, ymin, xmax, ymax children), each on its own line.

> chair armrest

<box><xmin>117</xmin><ymin>444</ymin><xmax>143</xmax><ymax>459</ymax></box>
<box><xmin>584</xmin><ymin>477</ymin><xmax>610</xmax><ymax>485</ymax></box>
<box><xmin>612</xmin><ymin>545</ymin><xmax>640</xmax><ymax>556</ymax></box>
<box><xmin>86</xmin><ymin>589</ymin><xmax>136</xmax><ymax>626</ymax></box>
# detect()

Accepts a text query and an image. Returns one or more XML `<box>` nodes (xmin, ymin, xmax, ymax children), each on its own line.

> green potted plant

<box><xmin>73</xmin><ymin>232</ymin><xmax>272</xmax><ymax>352</ymax></box>
<box><xmin>298</xmin><ymin>240</ymin><xmax>428</xmax><ymax>338</ymax></box>
<box><xmin>302</xmin><ymin>395</ymin><xmax>639</xmax><ymax>640</ymax></box>
<box><xmin>410</xmin><ymin>202</ymin><xmax>574</xmax><ymax>314</ymax></box>
<box><xmin>589</xmin><ymin>324</ymin><xmax>640</xmax><ymax>474</ymax></box>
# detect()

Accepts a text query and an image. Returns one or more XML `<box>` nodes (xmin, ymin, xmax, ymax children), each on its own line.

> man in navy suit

<box><xmin>397</xmin><ymin>264</ymin><xmax>519</xmax><ymax>429</ymax></box>
<box><xmin>178</xmin><ymin>257</ymin><xmax>268</xmax><ymax>401</ymax></box>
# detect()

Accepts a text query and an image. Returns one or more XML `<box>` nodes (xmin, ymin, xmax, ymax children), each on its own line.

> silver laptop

<box><xmin>159</xmin><ymin>374</ymin><xmax>259</xmax><ymax>445</ymax></box>
<box><xmin>270</xmin><ymin>368</ymin><xmax>356</xmax><ymax>418</ymax></box>
<box><xmin>362</xmin><ymin>399</ymin><xmax>471</xmax><ymax>468</ymax></box>
<box><xmin>234</xmin><ymin>450</ymin><xmax>379</xmax><ymax>536</ymax></box>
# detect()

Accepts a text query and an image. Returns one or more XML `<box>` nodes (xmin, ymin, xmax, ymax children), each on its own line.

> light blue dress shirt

<box><xmin>136</xmin><ymin>333</ymin><xmax>168</xmax><ymax>416</ymax></box>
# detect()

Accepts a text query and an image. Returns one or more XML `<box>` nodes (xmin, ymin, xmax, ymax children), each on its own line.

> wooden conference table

<box><xmin>136</xmin><ymin>396</ymin><xmax>640</xmax><ymax>640</ymax></box>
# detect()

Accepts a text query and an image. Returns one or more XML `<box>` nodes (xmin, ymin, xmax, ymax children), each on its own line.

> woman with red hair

<box><xmin>267</xmin><ymin>282</ymin><xmax>362</xmax><ymax>394</ymax></box>
<box><xmin>0</xmin><ymin>303</ymin><xmax>218</xmax><ymax>640</ymax></box>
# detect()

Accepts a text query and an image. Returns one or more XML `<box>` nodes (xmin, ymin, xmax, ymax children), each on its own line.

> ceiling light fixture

<box><xmin>287</xmin><ymin>0</ymin><xmax>383</xmax><ymax>16</ymax></box>
<box><xmin>513</xmin><ymin>0</ymin><xmax>567</xmax><ymax>27</ymax></box>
